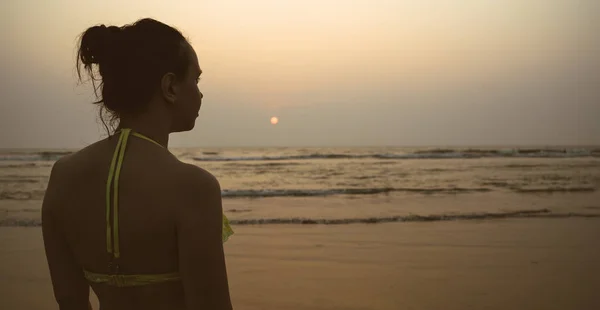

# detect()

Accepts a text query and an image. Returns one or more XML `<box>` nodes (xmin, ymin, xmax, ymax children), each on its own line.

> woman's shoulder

<box><xmin>169</xmin><ymin>162</ymin><xmax>221</xmax><ymax>193</ymax></box>
<box><xmin>50</xmin><ymin>139</ymin><xmax>220</xmax><ymax>197</ymax></box>
<box><xmin>51</xmin><ymin>138</ymin><xmax>113</xmax><ymax>167</ymax></box>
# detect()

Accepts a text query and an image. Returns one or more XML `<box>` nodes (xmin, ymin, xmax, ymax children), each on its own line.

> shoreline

<box><xmin>3</xmin><ymin>190</ymin><xmax>600</xmax><ymax>228</ymax></box>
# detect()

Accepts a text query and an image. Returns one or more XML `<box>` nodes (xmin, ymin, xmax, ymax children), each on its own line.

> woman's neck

<box><xmin>117</xmin><ymin>117</ymin><xmax>170</xmax><ymax>148</ymax></box>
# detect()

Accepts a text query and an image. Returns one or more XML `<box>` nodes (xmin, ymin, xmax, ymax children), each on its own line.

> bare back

<box><xmin>42</xmin><ymin>135</ymin><xmax>231</xmax><ymax>310</ymax></box>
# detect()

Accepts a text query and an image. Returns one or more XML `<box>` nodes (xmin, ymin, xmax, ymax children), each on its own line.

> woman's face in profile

<box><xmin>172</xmin><ymin>43</ymin><xmax>203</xmax><ymax>132</ymax></box>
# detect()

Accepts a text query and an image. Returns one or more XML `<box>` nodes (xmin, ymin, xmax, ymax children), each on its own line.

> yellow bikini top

<box><xmin>83</xmin><ymin>128</ymin><xmax>234</xmax><ymax>287</ymax></box>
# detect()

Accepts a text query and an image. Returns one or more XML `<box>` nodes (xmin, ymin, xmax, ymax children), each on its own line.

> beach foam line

<box><xmin>221</xmin><ymin>186</ymin><xmax>597</xmax><ymax>198</ymax></box>
<box><xmin>1</xmin><ymin>185</ymin><xmax>596</xmax><ymax>201</ymax></box>
<box><xmin>1</xmin><ymin>147</ymin><xmax>598</xmax><ymax>163</ymax></box>
<box><xmin>0</xmin><ymin>190</ymin><xmax>46</xmax><ymax>200</ymax></box>
<box><xmin>0</xmin><ymin>151</ymin><xmax>72</xmax><ymax>162</ymax></box>
<box><xmin>191</xmin><ymin>148</ymin><xmax>600</xmax><ymax>162</ymax></box>
<box><xmin>3</xmin><ymin>209</ymin><xmax>599</xmax><ymax>227</ymax></box>
<box><xmin>511</xmin><ymin>187</ymin><xmax>596</xmax><ymax>193</ymax></box>
<box><xmin>227</xmin><ymin>210</ymin><xmax>600</xmax><ymax>225</ymax></box>
<box><xmin>221</xmin><ymin>187</ymin><xmax>492</xmax><ymax>198</ymax></box>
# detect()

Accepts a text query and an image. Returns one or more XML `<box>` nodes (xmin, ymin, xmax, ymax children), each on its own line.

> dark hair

<box><xmin>77</xmin><ymin>18</ymin><xmax>190</xmax><ymax>133</ymax></box>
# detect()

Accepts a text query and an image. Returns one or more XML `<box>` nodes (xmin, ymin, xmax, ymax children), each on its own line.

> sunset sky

<box><xmin>1</xmin><ymin>0</ymin><xmax>598</xmax><ymax>148</ymax></box>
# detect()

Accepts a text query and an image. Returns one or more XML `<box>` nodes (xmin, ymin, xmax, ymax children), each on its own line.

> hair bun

<box><xmin>79</xmin><ymin>25</ymin><xmax>121</xmax><ymax>66</ymax></box>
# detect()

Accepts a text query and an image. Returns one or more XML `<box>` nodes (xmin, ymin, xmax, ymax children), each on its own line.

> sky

<box><xmin>0</xmin><ymin>0</ymin><xmax>598</xmax><ymax>148</ymax></box>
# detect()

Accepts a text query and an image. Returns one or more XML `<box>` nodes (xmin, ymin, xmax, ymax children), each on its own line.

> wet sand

<box><xmin>1</xmin><ymin>218</ymin><xmax>599</xmax><ymax>310</ymax></box>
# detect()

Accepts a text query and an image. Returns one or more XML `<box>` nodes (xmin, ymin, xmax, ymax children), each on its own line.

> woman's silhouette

<box><xmin>41</xmin><ymin>18</ymin><xmax>233</xmax><ymax>310</ymax></box>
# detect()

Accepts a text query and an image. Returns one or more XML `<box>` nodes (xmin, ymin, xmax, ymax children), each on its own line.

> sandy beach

<box><xmin>1</xmin><ymin>218</ymin><xmax>599</xmax><ymax>310</ymax></box>
<box><xmin>2</xmin><ymin>0</ymin><xmax>598</xmax><ymax>308</ymax></box>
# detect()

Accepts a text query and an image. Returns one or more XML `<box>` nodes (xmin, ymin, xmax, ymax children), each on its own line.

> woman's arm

<box><xmin>42</xmin><ymin>160</ymin><xmax>91</xmax><ymax>310</ymax></box>
<box><xmin>175</xmin><ymin>166</ymin><xmax>233</xmax><ymax>310</ymax></box>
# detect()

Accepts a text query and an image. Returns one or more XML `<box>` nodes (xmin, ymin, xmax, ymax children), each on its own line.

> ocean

<box><xmin>1</xmin><ymin>146</ymin><xmax>600</xmax><ymax>227</ymax></box>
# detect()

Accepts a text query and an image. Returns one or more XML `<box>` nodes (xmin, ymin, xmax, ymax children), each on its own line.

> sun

<box><xmin>270</xmin><ymin>116</ymin><xmax>279</xmax><ymax>125</ymax></box>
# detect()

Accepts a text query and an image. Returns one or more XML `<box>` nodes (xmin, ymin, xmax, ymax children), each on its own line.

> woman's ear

<box><xmin>160</xmin><ymin>72</ymin><xmax>178</xmax><ymax>104</ymax></box>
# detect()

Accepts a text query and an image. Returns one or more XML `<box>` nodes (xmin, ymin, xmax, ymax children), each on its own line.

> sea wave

<box><xmin>0</xmin><ymin>190</ymin><xmax>46</xmax><ymax>200</ymax></box>
<box><xmin>1</xmin><ymin>185</ymin><xmax>595</xmax><ymax>201</ymax></box>
<box><xmin>2</xmin><ymin>209</ymin><xmax>599</xmax><ymax>227</ymax></box>
<box><xmin>0</xmin><ymin>151</ymin><xmax>72</xmax><ymax>162</ymax></box>
<box><xmin>227</xmin><ymin>210</ymin><xmax>600</xmax><ymax>225</ymax></box>
<box><xmin>222</xmin><ymin>162</ymin><xmax>306</xmax><ymax>168</ymax></box>
<box><xmin>194</xmin><ymin>154</ymin><xmax>365</xmax><ymax>162</ymax></box>
<box><xmin>193</xmin><ymin>148</ymin><xmax>599</xmax><ymax>162</ymax></box>
<box><xmin>511</xmin><ymin>187</ymin><xmax>596</xmax><ymax>194</ymax></box>
<box><xmin>0</xmin><ymin>163</ymin><xmax>52</xmax><ymax>168</ymax></box>
<box><xmin>0</xmin><ymin>178</ymin><xmax>39</xmax><ymax>184</ymax></box>
<box><xmin>2</xmin><ymin>148</ymin><xmax>597</xmax><ymax>163</ymax></box>
<box><xmin>221</xmin><ymin>187</ymin><xmax>491</xmax><ymax>198</ymax></box>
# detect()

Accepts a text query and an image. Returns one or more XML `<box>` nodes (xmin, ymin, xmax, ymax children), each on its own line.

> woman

<box><xmin>41</xmin><ymin>18</ymin><xmax>234</xmax><ymax>310</ymax></box>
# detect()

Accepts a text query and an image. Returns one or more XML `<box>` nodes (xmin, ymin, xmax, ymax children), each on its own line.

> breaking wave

<box><xmin>3</xmin><ymin>209</ymin><xmax>599</xmax><ymax>227</ymax></box>
<box><xmin>0</xmin><ymin>190</ymin><xmax>46</xmax><ymax>200</ymax></box>
<box><xmin>0</xmin><ymin>163</ymin><xmax>51</xmax><ymax>168</ymax></box>
<box><xmin>4</xmin><ymin>187</ymin><xmax>481</xmax><ymax>201</ymax></box>
<box><xmin>221</xmin><ymin>187</ymin><xmax>491</xmax><ymax>198</ymax></box>
<box><xmin>222</xmin><ymin>162</ymin><xmax>306</xmax><ymax>168</ymax></box>
<box><xmin>0</xmin><ymin>151</ymin><xmax>72</xmax><ymax>162</ymax></box>
<box><xmin>2</xmin><ymin>148</ymin><xmax>597</xmax><ymax>163</ymax></box>
<box><xmin>227</xmin><ymin>210</ymin><xmax>600</xmax><ymax>225</ymax></box>
<box><xmin>194</xmin><ymin>154</ymin><xmax>364</xmax><ymax>162</ymax></box>
<box><xmin>193</xmin><ymin>148</ymin><xmax>599</xmax><ymax>162</ymax></box>
<box><xmin>1</xmin><ymin>185</ymin><xmax>595</xmax><ymax>201</ymax></box>
<box><xmin>0</xmin><ymin>178</ymin><xmax>39</xmax><ymax>184</ymax></box>
<box><xmin>511</xmin><ymin>187</ymin><xmax>596</xmax><ymax>194</ymax></box>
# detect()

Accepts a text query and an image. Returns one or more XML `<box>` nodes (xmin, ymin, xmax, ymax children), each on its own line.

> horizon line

<box><xmin>2</xmin><ymin>143</ymin><xmax>600</xmax><ymax>151</ymax></box>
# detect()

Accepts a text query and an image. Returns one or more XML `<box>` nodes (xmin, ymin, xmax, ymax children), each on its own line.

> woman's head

<box><xmin>77</xmin><ymin>18</ymin><xmax>202</xmax><ymax>134</ymax></box>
